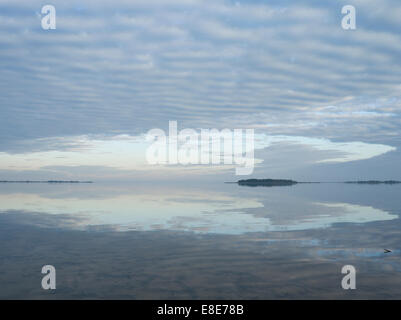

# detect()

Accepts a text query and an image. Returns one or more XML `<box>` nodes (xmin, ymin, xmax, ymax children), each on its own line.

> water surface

<box><xmin>0</xmin><ymin>182</ymin><xmax>400</xmax><ymax>299</ymax></box>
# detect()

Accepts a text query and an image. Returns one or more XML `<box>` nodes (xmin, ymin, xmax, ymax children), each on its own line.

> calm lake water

<box><xmin>0</xmin><ymin>181</ymin><xmax>400</xmax><ymax>299</ymax></box>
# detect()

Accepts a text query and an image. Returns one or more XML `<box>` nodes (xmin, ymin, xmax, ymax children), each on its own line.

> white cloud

<box><xmin>0</xmin><ymin>133</ymin><xmax>395</xmax><ymax>180</ymax></box>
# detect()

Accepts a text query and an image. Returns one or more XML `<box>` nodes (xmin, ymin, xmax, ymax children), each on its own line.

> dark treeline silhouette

<box><xmin>236</xmin><ymin>179</ymin><xmax>401</xmax><ymax>187</ymax></box>
<box><xmin>0</xmin><ymin>180</ymin><xmax>93</xmax><ymax>183</ymax></box>
<box><xmin>345</xmin><ymin>180</ymin><xmax>401</xmax><ymax>184</ymax></box>
<box><xmin>237</xmin><ymin>179</ymin><xmax>298</xmax><ymax>187</ymax></box>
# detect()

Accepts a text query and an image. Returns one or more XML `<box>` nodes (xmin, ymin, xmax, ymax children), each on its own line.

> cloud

<box><xmin>0</xmin><ymin>0</ymin><xmax>401</xmax><ymax>179</ymax></box>
<box><xmin>254</xmin><ymin>134</ymin><xmax>396</xmax><ymax>163</ymax></box>
<box><xmin>0</xmin><ymin>132</ymin><xmax>395</xmax><ymax>180</ymax></box>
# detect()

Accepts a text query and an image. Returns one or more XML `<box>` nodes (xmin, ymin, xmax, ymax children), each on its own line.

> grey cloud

<box><xmin>0</xmin><ymin>0</ymin><xmax>401</xmax><ymax>179</ymax></box>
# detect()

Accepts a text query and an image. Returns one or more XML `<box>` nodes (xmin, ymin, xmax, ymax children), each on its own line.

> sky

<box><xmin>0</xmin><ymin>0</ymin><xmax>401</xmax><ymax>182</ymax></box>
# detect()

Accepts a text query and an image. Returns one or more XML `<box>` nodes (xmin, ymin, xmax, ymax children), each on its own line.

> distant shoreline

<box><xmin>237</xmin><ymin>179</ymin><xmax>298</xmax><ymax>187</ymax></box>
<box><xmin>0</xmin><ymin>180</ymin><xmax>93</xmax><ymax>184</ymax></box>
<box><xmin>344</xmin><ymin>180</ymin><xmax>401</xmax><ymax>184</ymax></box>
<box><xmin>233</xmin><ymin>179</ymin><xmax>401</xmax><ymax>187</ymax></box>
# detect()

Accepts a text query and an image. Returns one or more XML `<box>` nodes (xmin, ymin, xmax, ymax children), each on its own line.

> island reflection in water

<box><xmin>0</xmin><ymin>182</ymin><xmax>400</xmax><ymax>299</ymax></box>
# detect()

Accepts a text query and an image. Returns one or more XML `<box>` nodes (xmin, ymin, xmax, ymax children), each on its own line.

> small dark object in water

<box><xmin>384</xmin><ymin>249</ymin><xmax>392</xmax><ymax>253</ymax></box>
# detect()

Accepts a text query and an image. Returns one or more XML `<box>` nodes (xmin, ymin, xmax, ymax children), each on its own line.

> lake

<box><xmin>0</xmin><ymin>181</ymin><xmax>400</xmax><ymax>299</ymax></box>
